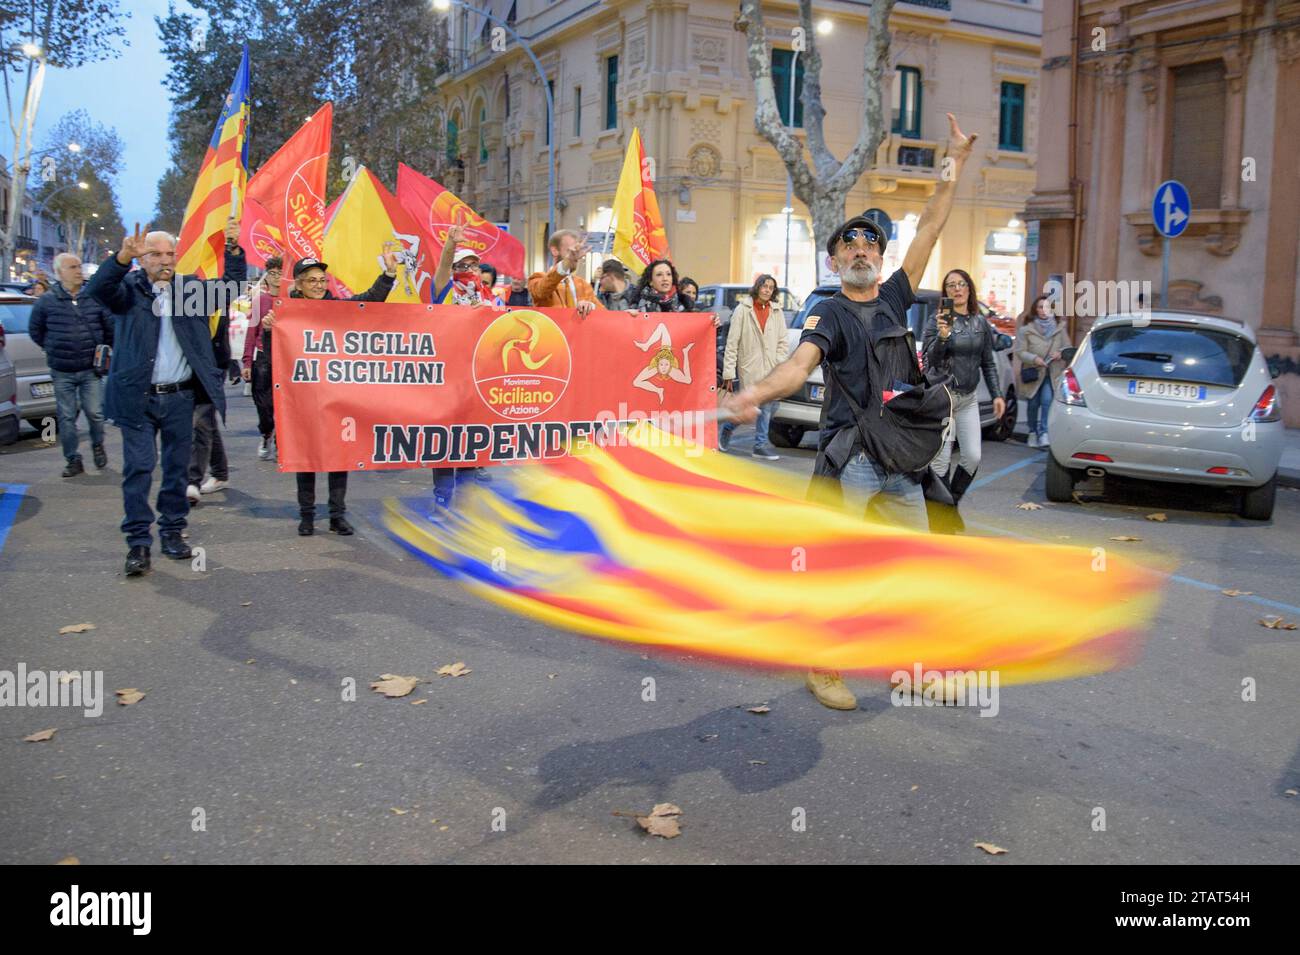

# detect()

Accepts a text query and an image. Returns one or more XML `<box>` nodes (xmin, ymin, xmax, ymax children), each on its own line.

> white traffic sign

<box><xmin>1152</xmin><ymin>180</ymin><xmax>1190</xmax><ymax>239</ymax></box>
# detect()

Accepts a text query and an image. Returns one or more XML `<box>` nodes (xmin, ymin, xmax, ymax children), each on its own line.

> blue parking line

<box><xmin>0</xmin><ymin>482</ymin><xmax>28</xmax><ymax>555</ymax></box>
<box><xmin>969</xmin><ymin>452</ymin><xmax>1041</xmax><ymax>491</ymax></box>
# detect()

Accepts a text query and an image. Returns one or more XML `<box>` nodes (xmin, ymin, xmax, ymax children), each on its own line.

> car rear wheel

<box><xmin>768</xmin><ymin>422</ymin><xmax>806</xmax><ymax>449</ymax></box>
<box><xmin>1045</xmin><ymin>453</ymin><xmax>1078</xmax><ymax>502</ymax></box>
<box><xmin>1239</xmin><ymin>475</ymin><xmax>1276</xmax><ymax>521</ymax></box>
<box><xmin>983</xmin><ymin>389</ymin><xmax>1017</xmax><ymax>442</ymax></box>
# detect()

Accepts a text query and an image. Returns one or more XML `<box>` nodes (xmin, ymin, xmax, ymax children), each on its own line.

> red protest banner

<box><xmin>270</xmin><ymin>301</ymin><xmax>718</xmax><ymax>472</ymax></box>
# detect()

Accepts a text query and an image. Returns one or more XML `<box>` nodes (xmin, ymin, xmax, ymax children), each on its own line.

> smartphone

<box><xmin>939</xmin><ymin>297</ymin><xmax>954</xmax><ymax>315</ymax></box>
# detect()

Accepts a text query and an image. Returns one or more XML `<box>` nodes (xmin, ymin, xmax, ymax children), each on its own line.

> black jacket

<box><xmin>28</xmin><ymin>283</ymin><xmax>114</xmax><ymax>373</ymax></box>
<box><xmin>921</xmin><ymin>309</ymin><xmax>999</xmax><ymax>398</ymax></box>
<box><xmin>634</xmin><ymin>287</ymin><xmax>694</xmax><ymax>312</ymax></box>
<box><xmin>287</xmin><ymin>271</ymin><xmax>395</xmax><ymax>305</ymax></box>
<box><xmin>86</xmin><ymin>247</ymin><xmax>247</xmax><ymax>428</ymax></box>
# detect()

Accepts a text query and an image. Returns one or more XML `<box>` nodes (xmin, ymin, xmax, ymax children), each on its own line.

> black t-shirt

<box><xmin>798</xmin><ymin>269</ymin><xmax>916</xmax><ymax>451</ymax></box>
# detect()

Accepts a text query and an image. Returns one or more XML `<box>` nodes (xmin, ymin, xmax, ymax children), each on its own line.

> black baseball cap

<box><xmin>826</xmin><ymin>210</ymin><xmax>891</xmax><ymax>257</ymax></box>
<box><xmin>292</xmin><ymin>257</ymin><xmax>328</xmax><ymax>278</ymax></box>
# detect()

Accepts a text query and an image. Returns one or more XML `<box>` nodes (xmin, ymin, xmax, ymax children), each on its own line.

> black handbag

<box><xmin>1020</xmin><ymin>365</ymin><xmax>1040</xmax><ymax>384</ymax></box>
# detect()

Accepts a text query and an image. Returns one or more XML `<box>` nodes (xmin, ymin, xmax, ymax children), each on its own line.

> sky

<box><xmin>23</xmin><ymin>0</ymin><xmax>186</xmax><ymax>231</ymax></box>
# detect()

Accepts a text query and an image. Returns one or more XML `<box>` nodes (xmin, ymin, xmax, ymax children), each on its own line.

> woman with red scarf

<box><xmin>632</xmin><ymin>259</ymin><xmax>697</xmax><ymax>313</ymax></box>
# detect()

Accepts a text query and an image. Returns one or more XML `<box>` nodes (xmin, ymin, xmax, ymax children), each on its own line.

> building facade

<box><xmin>1024</xmin><ymin>0</ymin><xmax>1300</xmax><ymax>423</ymax></box>
<box><xmin>433</xmin><ymin>0</ymin><xmax>1042</xmax><ymax>316</ymax></box>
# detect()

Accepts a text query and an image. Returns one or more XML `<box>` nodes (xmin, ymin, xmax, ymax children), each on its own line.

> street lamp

<box><xmin>21</xmin><ymin>43</ymin><xmax>41</xmax><ymax>58</ymax></box>
<box><xmin>430</xmin><ymin>0</ymin><xmax>555</xmax><ymax>243</ymax></box>
<box><xmin>67</xmin><ymin>142</ymin><xmax>81</xmax><ymax>154</ymax></box>
<box><xmin>784</xmin><ymin>19</ymin><xmax>832</xmax><ymax>288</ymax></box>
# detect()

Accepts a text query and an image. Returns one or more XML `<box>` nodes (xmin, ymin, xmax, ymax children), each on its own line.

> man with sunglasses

<box><xmin>723</xmin><ymin>113</ymin><xmax>977</xmax><ymax>712</ymax></box>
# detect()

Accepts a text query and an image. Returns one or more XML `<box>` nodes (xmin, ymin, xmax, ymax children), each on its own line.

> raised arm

<box><xmin>902</xmin><ymin>114</ymin><xmax>978</xmax><ymax>291</ymax></box>
<box><xmin>433</xmin><ymin>223</ymin><xmax>466</xmax><ymax>293</ymax></box>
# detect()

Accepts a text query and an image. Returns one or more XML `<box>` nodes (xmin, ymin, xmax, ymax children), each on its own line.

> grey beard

<box><xmin>841</xmin><ymin>260</ymin><xmax>879</xmax><ymax>290</ymax></box>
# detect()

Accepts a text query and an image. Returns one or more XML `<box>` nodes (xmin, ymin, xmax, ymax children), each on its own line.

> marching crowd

<box><xmin>26</xmin><ymin>112</ymin><xmax>1073</xmax><ymax>712</ymax></box>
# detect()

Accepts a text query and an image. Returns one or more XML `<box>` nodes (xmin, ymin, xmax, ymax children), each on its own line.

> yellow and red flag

<box><xmin>245</xmin><ymin>102</ymin><xmax>332</xmax><ymax>276</ymax></box>
<box><xmin>383</xmin><ymin>424</ymin><xmax>1165</xmax><ymax>682</ymax></box>
<box><xmin>321</xmin><ymin>166</ymin><xmax>437</xmax><ymax>302</ymax></box>
<box><xmin>396</xmin><ymin>162</ymin><xmax>524</xmax><ymax>280</ymax></box>
<box><xmin>612</xmin><ymin>127</ymin><xmax>670</xmax><ymax>274</ymax></box>
<box><xmin>175</xmin><ymin>46</ymin><xmax>250</xmax><ymax>279</ymax></box>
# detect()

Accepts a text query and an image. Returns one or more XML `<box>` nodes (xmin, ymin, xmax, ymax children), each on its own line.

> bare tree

<box><xmin>736</xmin><ymin>0</ymin><xmax>895</xmax><ymax>263</ymax></box>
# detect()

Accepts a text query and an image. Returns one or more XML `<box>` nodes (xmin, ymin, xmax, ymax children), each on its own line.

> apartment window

<box><xmin>771</xmin><ymin>49</ymin><xmax>805</xmax><ymax>127</ymax></box>
<box><xmin>1171</xmin><ymin>60</ymin><xmax>1226</xmax><ymax>208</ymax></box>
<box><xmin>574</xmin><ymin>86</ymin><xmax>582</xmax><ymax>137</ymax></box>
<box><xmin>546</xmin><ymin>80</ymin><xmax>555</xmax><ymax>144</ymax></box>
<box><xmin>479</xmin><ymin>106</ymin><xmax>488</xmax><ymax>162</ymax></box>
<box><xmin>892</xmin><ymin>67</ymin><xmax>922</xmax><ymax>138</ymax></box>
<box><xmin>446</xmin><ymin>117</ymin><xmax>459</xmax><ymax>164</ymax></box>
<box><xmin>998</xmin><ymin>82</ymin><xmax>1025</xmax><ymax>151</ymax></box>
<box><xmin>604</xmin><ymin>55</ymin><xmax>619</xmax><ymax>130</ymax></box>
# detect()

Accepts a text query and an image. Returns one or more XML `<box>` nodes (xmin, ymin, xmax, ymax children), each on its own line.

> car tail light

<box><xmin>1207</xmin><ymin>466</ymin><xmax>1248</xmax><ymax>476</ymax></box>
<box><xmin>1058</xmin><ymin>368</ymin><xmax>1087</xmax><ymax>406</ymax></box>
<box><xmin>1248</xmin><ymin>384</ymin><xmax>1279</xmax><ymax>423</ymax></box>
<box><xmin>1072</xmin><ymin>452</ymin><xmax>1113</xmax><ymax>463</ymax></box>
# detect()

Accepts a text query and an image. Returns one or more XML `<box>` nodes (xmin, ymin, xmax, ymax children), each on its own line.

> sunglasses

<box><xmin>840</xmin><ymin>227</ymin><xmax>882</xmax><ymax>249</ymax></box>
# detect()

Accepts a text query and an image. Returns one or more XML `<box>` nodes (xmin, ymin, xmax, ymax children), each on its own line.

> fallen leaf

<box><xmin>634</xmin><ymin>803</ymin><xmax>683</xmax><ymax>839</ymax></box>
<box><xmin>974</xmin><ymin>842</ymin><xmax>1008</xmax><ymax>855</ymax></box>
<box><xmin>58</xmin><ymin>623</ymin><xmax>95</xmax><ymax>634</ymax></box>
<box><xmin>748</xmin><ymin>760</ymin><xmax>767</xmax><ymax>766</ymax></box>
<box><xmin>547</xmin><ymin>673</ymin><xmax>557</xmax><ymax>679</ymax></box>
<box><xmin>241</xmin><ymin>601</ymin><xmax>252</xmax><ymax>607</ymax></box>
<box><xmin>911</xmin><ymin>785</ymin><xmax>920</xmax><ymax>792</ymax></box>
<box><xmin>58</xmin><ymin>673</ymin><xmax>81</xmax><ymax>685</ymax></box>
<box><xmin>747</xmin><ymin>704</ymin><xmax>771</xmax><ymax>714</ymax></box>
<box><xmin>436</xmin><ymin>662</ymin><xmax>471</xmax><ymax>677</ymax></box>
<box><xmin>56</xmin><ymin>856</ymin><xmax>80</xmax><ymax>865</ymax></box>
<box><xmin>390</xmin><ymin>808</ymin><xmax>410</xmax><ymax>815</ymax></box>
<box><xmin>289</xmin><ymin>679</ymin><xmax>298</xmax><ymax>685</ymax></box>
<box><xmin>1259</xmin><ymin>616</ymin><xmax>1298</xmax><ymax>630</ymax></box>
<box><xmin>1284</xmin><ymin>789</ymin><xmax>1298</xmax><ymax>797</ymax></box>
<box><xmin>1145</xmin><ymin>513</ymin><xmax>1168</xmax><ymax>522</ymax></box>
<box><xmin>696</xmin><ymin>734</ymin><xmax>719</xmax><ymax>742</ymax></box>
<box><xmin>439</xmin><ymin>825</ymin><xmax>449</xmax><ymax>831</ymax></box>
<box><xmin>370</xmin><ymin>674</ymin><xmax>420</xmax><ymax>698</ymax></box>
<box><xmin>245</xmin><ymin>659</ymin><xmax>255</xmax><ymax>665</ymax></box>
<box><xmin>24</xmin><ymin>728</ymin><xmax>57</xmax><ymax>742</ymax></box>
<box><xmin>410</xmin><ymin>698</ymin><xmax>428</xmax><ymax>706</ymax></box>
<box><xmin>1109</xmin><ymin>536</ymin><xmax>1142</xmax><ymax>542</ymax></box>
<box><xmin>115</xmin><ymin>689</ymin><xmax>145</xmax><ymax>706</ymax></box>
<box><xmin>1221</xmin><ymin>589</ymin><xmax>1253</xmax><ymax>597</ymax></box>
<box><xmin>1016</xmin><ymin>502</ymin><xmax>1043</xmax><ymax>511</ymax></box>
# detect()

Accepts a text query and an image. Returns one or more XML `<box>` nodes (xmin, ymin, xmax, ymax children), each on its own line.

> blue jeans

<box><xmin>51</xmin><ymin>369</ymin><xmax>105</xmax><ymax>462</ymax></box>
<box><xmin>433</xmin><ymin>467</ymin><xmax>482</xmax><ymax>504</ymax></box>
<box><xmin>840</xmin><ymin>451</ymin><xmax>927</xmax><ymax>530</ymax></box>
<box><xmin>1027</xmin><ymin>379</ymin><xmax>1053</xmax><ymax>438</ymax></box>
<box><xmin>119</xmin><ymin>388</ymin><xmax>195</xmax><ymax>548</ymax></box>
<box><xmin>720</xmin><ymin>399</ymin><xmax>776</xmax><ymax>452</ymax></box>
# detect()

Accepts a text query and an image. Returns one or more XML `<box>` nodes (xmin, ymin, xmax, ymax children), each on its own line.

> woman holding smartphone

<box><xmin>921</xmin><ymin>269</ymin><xmax>1004</xmax><ymax>505</ymax></box>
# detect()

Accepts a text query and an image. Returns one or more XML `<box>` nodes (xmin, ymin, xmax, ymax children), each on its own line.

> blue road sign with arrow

<box><xmin>1152</xmin><ymin>180</ymin><xmax>1190</xmax><ymax>238</ymax></box>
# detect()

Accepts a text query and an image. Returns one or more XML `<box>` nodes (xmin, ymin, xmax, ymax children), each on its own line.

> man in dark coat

<box><xmin>28</xmin><ymin>252</ymin><xmax>114</xmax><ymax>476</ymax></box>
<box><xmin>86</xmin><ymin>219</ymin><xmax>247</xmax><ymax>576</ymax></box>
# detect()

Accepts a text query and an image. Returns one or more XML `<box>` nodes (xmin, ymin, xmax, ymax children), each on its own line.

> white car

<box><xmin>1046</xmin><ymin>311</ymin><xmax>1283</xmax><ymax>520</ymax></box>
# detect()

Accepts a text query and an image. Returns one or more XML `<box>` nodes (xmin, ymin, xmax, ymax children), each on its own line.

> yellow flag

<box><xmin>611</xmin><ymin>128</ymin><xmax>670</xmax><ymax>274</ymax></box>
<box><xmin>322</xmin><ymin>166</ymin><xmax>432</xmax><ymax>303</ymax></box>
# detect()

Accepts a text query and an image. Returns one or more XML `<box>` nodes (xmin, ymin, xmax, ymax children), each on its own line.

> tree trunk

<box><xmin>808</xmin><ymin>187</ymin><xmax>847</xmax><ymax>281</ymax></box>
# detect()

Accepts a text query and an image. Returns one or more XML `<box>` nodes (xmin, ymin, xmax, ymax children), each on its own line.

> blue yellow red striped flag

<box><xmin>382</xmin><ymin>424</ymin><xmax>1166</xmax><ymax>683</ymax></box>
<box><xmin>176</xmin><ymin>45</ymin><xmax>251</xmax><ymax>279</ymax></box>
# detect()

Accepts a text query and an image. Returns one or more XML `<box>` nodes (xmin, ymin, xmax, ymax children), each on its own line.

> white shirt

<box><xmin>151</xmin><ymin>281</ymin><xmax>192</xmax><ymax>385</ymax></box>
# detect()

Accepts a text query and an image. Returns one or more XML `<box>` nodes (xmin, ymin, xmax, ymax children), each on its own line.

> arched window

<box><xmin>447</xmin><ymin>115</ymin><xmax>460</xmax><ymax>164</ymax></box>
<box><xmin>479</xmin><ymin>105</ymin><xmax>488</xmax><ymax>162</ymax></box>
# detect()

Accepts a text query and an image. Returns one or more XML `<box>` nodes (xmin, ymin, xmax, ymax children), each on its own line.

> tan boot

<box><xmin>806</xmin><ymin>670</ymin><xmax>857</xmax><ymax>710</ymax></box>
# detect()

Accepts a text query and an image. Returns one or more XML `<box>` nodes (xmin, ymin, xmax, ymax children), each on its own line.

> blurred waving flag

<box><xmin>175</xmin><ymin>45</ymin><xmax>250</xmax><ymax>279</ymax></box>
<box><xmin>383</xmin><ymin>425</ymin><xmax>1165</xmax><ymax>683</ymax></box>
<box><xmin>612</xmin><ymin>128</ymin><xmax>670</xmax><ymax>273</ymax></box>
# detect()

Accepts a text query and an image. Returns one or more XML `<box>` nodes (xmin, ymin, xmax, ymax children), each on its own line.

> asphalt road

<box><xmin>1</xmin><ymin>389</ymin><xmax>1297</xmax><ymax>864</ymax></box>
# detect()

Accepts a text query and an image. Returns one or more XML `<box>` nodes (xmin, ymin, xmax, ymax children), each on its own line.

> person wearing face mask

<box><xmin>1015</xmin><ymin>294</ymin><xmax>1071</xmax><ymax>448</ymax></box>
<box><xmin>262</xmin><ymin>251</ymin><xmax>398</xmax><ymax>536</ymax></box>
<box><xmin>922</xmin><ymin>268</ymin><xmax>1005</xmax><ymax>506</ymax></box>
<box><xmin>722</xmin><ymin>113</ymin><xmax>976</xmax><ymax>712</ymax></box>
<box><xmin>720</xmin><ymin>273</ymin><xmax>787</xmax><ymax>459</ymax></box>
<box><xmin>86</xmin><ymin>218</ymin><xmax>246</xmax><ymax>576</ymax></box>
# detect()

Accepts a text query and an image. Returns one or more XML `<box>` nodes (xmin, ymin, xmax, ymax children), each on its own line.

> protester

<box><xmin>86</xmin><ymin>218</ymin><xmax>246</xmax><ymax>576</ymax></box>
<box><xmin>678</xmin><ymin>277</ymin><xmax>699</xmax><ymax>310</ymax></box>
<box><xmin>1015</xmin><ymin>294</ymin><xmax>1071</xmax><ymax>448</ymax></box>
<box><xmin>241</xmin><ymin>256</ymin><xmax>282</xmax><ymax>460</ymax></box>
<box><xmin>922</xmin><ymin>268</ymin><xmax>1005</xmax><ymax>503</ymax></box>
<box><xmin>506</xmin><ymin>276</ymin><xmax>531</xmax><ymax>307</ymax></box>
<box><xmin>596</xmin><ymin>258</ymin><xmax>635</xmax><ymax>310</ymax></box>
<box><xmin>723</xmin><ymin>113</ymin><xmax>976</xmax><ymax>711</ymax></box>
<box><xmin>527</xmin><ymin>229</ymin><xmax>598</xmax><ymax>316</ymax></box>
<box><xmin>720</xmin><ymin>274</ymin><xmax>787</xmax><ymax>459</ymax></box>
<box><xmin>262</xmin><ymin>252</ymin><xmax>397</xmax><ymax>536</ymax></box>
<box><xmin>633</xmin><ymin>259</ymin><xmax>696</xmax><ymax>313</ymax></box>
<box><xmin>479</xmin><ymin>262</ymin><xmax>498</xmax><ymax>295</ymax></box>
<box><xmin>27</xmin><ymin>253</ymin><xmax>114</xmax><ymax>477</ymax></box>
<box><xmin>26</xmin><ymin>274</ymin><xmax>50</xmax><ymax>297</ymax></box>
<box><xmin>186</xmin><ymin>300</ymin><xmax>233</xmax><ymax>501</ymax></box>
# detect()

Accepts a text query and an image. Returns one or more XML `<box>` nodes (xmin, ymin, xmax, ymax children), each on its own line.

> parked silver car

<box><xmin>0</xmin><ymin>313</ymin><xmax>19</xmax><ymax>445</ymax></box>
<box><xmin>0</xmin><ymin>295</ymin><xmax>54</xmax><ymax>430</ymax></box>
<box><xmin>1046</xmin><ymin>311</ymin><xmax>1283</xmax><ymax>520</ymax></box>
